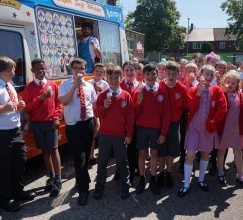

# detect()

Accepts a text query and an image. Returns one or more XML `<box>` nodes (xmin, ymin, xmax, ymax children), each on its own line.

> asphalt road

<box><xmin>1</xmin><ymin>145</ymin><xmax>243</xmax><ymax>220</ymax></box>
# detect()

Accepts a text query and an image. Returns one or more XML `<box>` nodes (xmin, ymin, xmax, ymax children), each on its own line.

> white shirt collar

<box><xmin>109</xmin><ymin>87</ymin><xmax>122</xmax><ymax>96</ymax></box>
<box><xmin>34</xmin><ymin>77</ymin><xmax>47</xmax><ymax>86</ymax></box>
<box><xmin>145</xmin><ymin>82</ymin><xmax>159</xmax><ymax>92</ymax></box>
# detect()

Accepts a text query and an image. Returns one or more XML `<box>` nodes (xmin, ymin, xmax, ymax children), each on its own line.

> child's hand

<box><xmin>157</xmin><ymin>135</ymin><xmax>165</xmax><ymax>144</ymax></box>
<box><xmin>124</xmin><ymin>136</ymin><xmax>132</xmax><ymax>145</ymax></box>
<box><xmin>39</xmin><ymin>91</ymin><xmax>52</xmax><ymax>100</ymax></box>
<box><xmin>17</xmin><ymin>96</ymin><xmax>25</xmax><ymax>110</ymax></box>
<box><xmin>52</xmin><ymin>119</ymin><xmax>60</xmax><ymax>129</ymax></box>
<box><xmin>73</xmin><ymin>77</ymin><xmax>82</xmax><ymax>89</ymax></box>
<box><xmin>196</xmin><ymin>83</ymin><xmax>205</xmax><ymax>96</ymax></box>
<box><xmin>137</xmin><ymin>92</ymin><xmax>143</xmax><ymax>105</ymax></box>
<box><xmin>3</xmin><ymin>101</ymin><xmax>15</xmax><ymax>112</ymax></box>
<box><xmin>188</xmin><ymin>73</ymin><xmax>195</xmax><ymax>83</ymax></box>
<box><xmin>104</xmin><ymin>98</ymin><xmax>112</xmax><ymax>109</ymax></box>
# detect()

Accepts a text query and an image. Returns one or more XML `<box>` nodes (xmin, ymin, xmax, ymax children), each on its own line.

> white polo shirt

<box><xmin>0</xmin><ymin>79</ymin><xmax>20</xmax><ymax>129</ymax></box>
<box><xmin>59</xmin><ymin>77</ymin><xmax>97</xmax><ymax>125</ymax></box>
<box><xmin>88</xmin><ymin>79</ymin><xmax>109</xmax><ymax>96</ymax></box>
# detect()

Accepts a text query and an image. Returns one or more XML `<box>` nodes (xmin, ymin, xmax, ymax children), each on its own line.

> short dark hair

<box><xmin>122</xmin><ymin>60</ymin><xmax>135</xmax><ymax>71</ymax></box>
<box><xmin>143</xmin><ymin>64</ymin><xmax>158</xmax><ymax>74</ymax></box>
<box><xmin>0</xmin><ymin>56</ymin><xmax>16</xmax><ymax>72</ymax></box>
<box><xmin>31</xmin><ymin>58</ymin><xmax>45</xmax><ymax>68</ymax></box>
<box><xmin>106</xmin><ymin>65</ymin><xmax>122</xmax><ymax>76</ymax></box>
<box><xmin>70</xmin><ymin>58</ymin><xmax>87</xmax><ymax>69</ymax></box>
<box><xmin>166</xmin><ymin>61</ymin><xmax>180</xmax><ymax>72</ymax></box>
<box><xmin>82</xmin><ymin>22</ymin><xmax>93</xmax><ymax>30</ymax></box>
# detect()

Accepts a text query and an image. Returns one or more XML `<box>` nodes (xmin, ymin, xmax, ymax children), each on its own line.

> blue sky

<box><xmin>119</xmin><ymin>0</ymin><xmax>229</xmax><ymax>28</ymax></box>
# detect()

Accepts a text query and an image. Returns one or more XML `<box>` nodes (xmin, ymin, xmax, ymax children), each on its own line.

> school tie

<box><xmin>149</xmin><ymin>88</ymin><xmax>154</xmax><ymax>93</ymax></box>
<box><xmin>78</xmin><ymin>85</ymin><xmax>86</xmax><ymax>120</ymax></box>
<box><xmin>39</xmin><ymin>81</ymin><xmax>45</xmax><ymax>87</ymax></box>
<box><xmin>93</xmin><ymin>82</ymin><xmax>97</xmax><ymax>93</ymax></box>
<box><xmin>6</xmin><ymin>83</ymin><xmax>17</xmax><ymax>109</ymax></box>
<box><xmin>126</xmin><ymin>82</ymin><xmax>133</xmax><ymax>93</ymax></box>
<box><xmin>112</xmin><ymin>91</ymin><xmax>117</xmax><ymax>98</ymax></box>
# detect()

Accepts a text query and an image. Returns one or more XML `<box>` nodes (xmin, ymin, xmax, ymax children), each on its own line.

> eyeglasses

<box><xmin>72</xmin><ymin>67</ymin><xmax>86</xmax><ymax>71</ymax></box>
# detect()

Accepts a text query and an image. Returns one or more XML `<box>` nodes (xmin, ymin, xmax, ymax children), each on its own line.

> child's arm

<box><xmin>187</xmin><ymin>86</ymin><xmax>201</xmax><ymax>114</ymax></box>
<box><xmin>0</xmin><ymin>102</ymin><xmax>15</xmax><ymax>113</ymax></box>
<box><xmin>94</xmin><ymin>93</ymin><xmax>109</xmax><ymax>118</ymax></box>
<box><xmin>52</xmin><ymin>84</ymin><xmax>62</xmax><ymax>129</ymax></box>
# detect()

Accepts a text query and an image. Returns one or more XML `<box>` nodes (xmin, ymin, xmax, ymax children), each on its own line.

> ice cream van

<box><xmin>0</xmin><ymin>0</ymin><xmax>129</xmax><ymax>158</ymax></box>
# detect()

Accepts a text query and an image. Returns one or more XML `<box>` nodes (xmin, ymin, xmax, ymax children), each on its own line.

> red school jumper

<box><xmin>23</xmin><ymin>81</ymin><xmax>62</xmax><ymax>121</ymax></box>
<box><xmin>159</xmin><ymin>80</ymin><xmax>188</xmax><ymax>122</ymax></box>
<box><xmin>187</xmin><ymin>85</ymin><xmax>227</xmax><ymax>133</ymax></box>
<box><xmin>94</xmin><ymin>89</ymin><xmax>134</xmax><ymax>138</ymax></box>
<box><xmin>133</xmin><ymin>86</ymin><xmax>170</xmax><ymax>136</ymax></box>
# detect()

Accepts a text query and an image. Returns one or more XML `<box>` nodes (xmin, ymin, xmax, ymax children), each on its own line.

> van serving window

<box><xmin>0</xmin><ymin>30</ymin><xmax>25</xmax><ymax>87</ymax></box>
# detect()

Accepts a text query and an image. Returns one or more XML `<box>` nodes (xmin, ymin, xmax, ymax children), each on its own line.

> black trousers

<box><xmin>65</xmin><ymin>119</ymin><xmax>94</xmax><ymax>193</ymax></box>
<box><xmin>0</xmin><ymin>128</ymin><xmax>26</xmax><ymax>202</ymax></box>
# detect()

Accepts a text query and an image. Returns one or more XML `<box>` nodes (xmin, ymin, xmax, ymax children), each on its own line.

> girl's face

<box><xmin>194</xmin><ymin>57</ymin><xmax>203</xmax><ymax>70</ymax></box>
<box><xmin>179</xmin><ymin>63</ymin><xmax>186</xmax><ymax>76</ymax></box>
<box><xmin>93</xmin><ymin>66</ymin><xmax>104</xmax><ymax>81</ymax></box>
<box><xmin>216</xmin><ymin>63</ymin><xmax>227</xmax><ymax>76</ymax></box>
<box><xmin>207</xmin><ymin>57</ymin><xmax>219</xmax><ymax>67</ymax></box>
<box><xmin>202</xmin><ymin>69</ymin><xmax>215</xmax><ymax>86</ymax></box>
<box><xmin>124</xmin><ymin>64</ymin><xmax>136</xmax><ymax>82</ymax></box>
<box><xmin>157</xmin><ymin>64</ymin><xmax>166</xmax><ymax>79</ymax></box>
<box><xmin>185</xmin><ymin>66</ymin><xmax>197</xmax><ymax>82</ymax></box>
<box><xmin>224</xmin><ymin>77</ymin><xmax>238</xmax><ymax>94</ymax></box>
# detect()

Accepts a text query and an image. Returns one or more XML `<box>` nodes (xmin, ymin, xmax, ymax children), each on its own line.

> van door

<box><xmin>0</xmin><ymin>25</ymin><xmax>32</xmax><ymax>91</ymax></box>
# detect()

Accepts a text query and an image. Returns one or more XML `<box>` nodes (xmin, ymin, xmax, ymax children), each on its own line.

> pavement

<box><xmin>1</xmin><ymin>146</ymin><xmax>243</xmax><ymax>220</ymax></box>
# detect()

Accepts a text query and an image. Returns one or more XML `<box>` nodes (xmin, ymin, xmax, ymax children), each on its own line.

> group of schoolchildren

<box><xmin>0</xmin><ymin>52</ymin><xmax>243</xmax><ymax>212</ymax></box>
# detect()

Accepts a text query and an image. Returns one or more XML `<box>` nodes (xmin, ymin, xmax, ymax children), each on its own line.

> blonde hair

<box><xmin>0</xmin><ymin>56</ymin><xmax>16</xmax><ymax>72</ymax></box>
<box><xmin>185</xmin><ymin>62</ymin><xmax>198</xmax><ymax>72</ymax></box>
<box><xmin>222</xmin><ymin>72</ymin><xmax>240</xmax><ymax>91</ymax></box>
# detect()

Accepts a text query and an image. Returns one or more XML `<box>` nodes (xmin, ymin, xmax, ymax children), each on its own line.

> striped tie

<box><xmin>6</xmin><ymin>83</ymin><xmax>17</xmax><ymax>110</ymax></box>
<box><xmin>78</xmin><ymin>85</ymin><xmax>86</xmax><ymax>120</ymax></box>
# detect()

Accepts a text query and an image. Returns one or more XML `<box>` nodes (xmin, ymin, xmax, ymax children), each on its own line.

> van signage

<box><xmin>53</xmin><ymin>0</ymin><xmax>105</xmax><ymax>17</ymax></box>
<box><xmin>0</xmin><ymin>0</ymin><xmax>21</xmax><ymax>10</ymax></box>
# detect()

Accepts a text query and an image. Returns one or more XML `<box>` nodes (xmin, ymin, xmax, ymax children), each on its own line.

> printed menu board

<box><xmin>36</xmin><ymin>7</ymin><xmax>77</xmax><ymax>78</ymax></box>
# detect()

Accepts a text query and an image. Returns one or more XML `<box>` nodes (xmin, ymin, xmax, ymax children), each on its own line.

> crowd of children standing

<box><xmin>0</xmin><ymin>52</ymin><xmax>243</xmax><ymax>212</ymax></box>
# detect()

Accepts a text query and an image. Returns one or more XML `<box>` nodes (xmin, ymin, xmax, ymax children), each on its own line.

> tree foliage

<box><xmin>201</xmin><ymin>41</ymin><xmax>214</xmax><ymax>53</ymax></box>
<box><xmin>125</xmin><ymin>0</ymin><xmax>186</xmax><ymax>52</ymax></box>
<box><xmin>221</xmin><ymin>0</ymin><xmax>243</xmax><ymax>48</ymax></box>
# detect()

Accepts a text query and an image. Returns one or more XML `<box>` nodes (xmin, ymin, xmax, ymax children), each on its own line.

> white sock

<box><xmin>198</xmin><ymin>159</ymin><xmax>209</xmax><ymax>182</ymax></box>
<box><xmin>184</xmin><ymin>163</ymin><xmax>193</xmax><ymax>188</ymax></box>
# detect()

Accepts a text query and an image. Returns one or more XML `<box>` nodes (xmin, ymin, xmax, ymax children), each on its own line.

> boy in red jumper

<box><xmin>134</xmin><ymin>64</ymin><xmax>170</xmax><ymax>195</ymax></box>
<box><xmin>93</xmin><ymin>65</ymin><xmax>134</xmax><ymax>200</ymax></box>
<box><xmin>23</xmin><ymin>59</ymin><xmax>62</xmax><ymax>197</ymax></box>
<box><xmin>158</xmin><ymin>61</ymin><xmax>188</xmax><ymax>189</ymax></box>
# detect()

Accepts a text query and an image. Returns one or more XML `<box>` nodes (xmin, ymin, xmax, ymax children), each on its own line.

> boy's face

<box><xmin>1</xmin><ymin>67</ymin><xmax>15</xmax><ymax>82</ymax></box>
<box><xmin>70</xmin><ymin>63</ymin><xmax>86</xmax><ymax>79</ymax></box>
<box><xmin>202</xmin><ymin>69</ymin><xmax>214</xmax><ymax>86</ymax></box>
<box><xmin>165</xmin><ymin>69</ymin><xmax>178</xmax><ymax>85</ymax></box>
<box><xmin>144</xmin><ymin>70</ymin><xmax>157</xmax><ymax>87</ymax></box>
<box><xmin>93</xmin><ymin>66</ymin><xmax>104</xmax><ymax>81</ymax></box>
<box><xmin>107</xmin><ymin>73</ymin><xmax>121</xmax><ymax>90</ymax></box>
<box><xmin>31</xmin><ymin>63</ymin><xmax>46</xmax><ymax>80</ymax></box>
<box><xmin>124</xmin><ymin>64</ymin><xmax>135</xmax><ymax>82</ymax></box>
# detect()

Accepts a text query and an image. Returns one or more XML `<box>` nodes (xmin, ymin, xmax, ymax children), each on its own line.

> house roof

<box><xmin>187</xmin><ymin>28</ymin><xmax>237</xmax><ymax>42</ymax></box>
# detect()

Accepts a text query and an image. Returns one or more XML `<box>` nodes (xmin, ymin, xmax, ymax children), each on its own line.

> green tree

<box><xmin>200</xmin><ymin>41</ymin><xmax>214</xmax><ymax>53</ymax></box>
<box><xmin>125</xmin><ymin>0</ymin><xmax>186</xmax><ymax>52</ymax></box>
<box><xmin>221</xmin><ymin>0</ymin><xmax>243</xmax><ymax>49</ymax></box>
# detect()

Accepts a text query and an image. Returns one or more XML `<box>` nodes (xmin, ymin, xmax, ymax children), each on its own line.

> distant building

<box><xmin>126</xmin><ymin>29</ymin><xmax>145</xmax><ymax>60</ymax></box>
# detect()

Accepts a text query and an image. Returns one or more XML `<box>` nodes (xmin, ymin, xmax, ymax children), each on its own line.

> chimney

<box><xmin>190</xmin><ymin>23</ymin><xmax>194</xmax><ymax>31</ymax></box>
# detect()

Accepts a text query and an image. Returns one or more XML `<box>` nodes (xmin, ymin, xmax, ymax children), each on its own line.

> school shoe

<box><xmin>121</xmin><ymin>187</ymin><xmax>129</xmax><ymax>200</ymax></box>
<box><xmin>165</xmin><ymin>174</ymin><xmax>174</xmax><ymax>189</ymax></box>
<box><xmin>93</xmin><ymin>185</ymin><xmax>104</xmax><ymax>200</ymax></box>
<box><xmin>50</xmin><ymin>180</ymin><xmax>62</xmax><ymax>197</ymax></box>
<box><xmin>44</xmin><ymin>177</ymin><xmax>55</xmax><ymax>192</ymax></box>
<box><xmin>236</xmin><ymin>178</ymin><xmax>243</xmax><ymax>186</ymax></box>
<box><xmin>198</xmin><ymin>181</ymin><xmax>209</xmax><ymax>192</ymax></box>
<box><xmin>0</xmin><ymin>199</ymin><xmax>21</xmax><ymax>212</ymax></box>
<box><xmin>218</xmin><ymin>175</ymin><xmax>228</xmax><ymax>186</ymax></box>
<box><xmin>177</xmin><ymin>186</ymin><xmax>189</xmax><ymax>197</ymax></box>
<box><xmin>157</xmin><ymin>173</ymin><xmax>165</xmax><ymax>188</ymax></box>
<box><xmin>135</xmin><ymin>179</ymin><xmax>146</xmax><ymax>194</ymax></box>
<box><xmin>113</xmin><ymin>170</ymin><xmax>121</xmax><ymax>181</ymax></box>
<box><xmin>14</xmin><ymin>191</ymin><xmax>36</xmax><ymax>201</ymax></box>
<box><xmin>78</xmin><ymin>192</ymin><xmax>89</xmax><ymax>206</ymax></box>
<box><xmin>149</xmin><ymin>179</ymin><xmax>160</xmax><ymax>196</ymax></box>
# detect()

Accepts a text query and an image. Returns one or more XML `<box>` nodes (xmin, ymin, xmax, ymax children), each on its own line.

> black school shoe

<box><xmin>0</xmin><ymin>199</ymin><xmax>21</xmax><ymax>212</ymax></box>
<box><xmin>157</xmin><ymin>173</ymin><xmax>165</xmax><ymax>188</ymax></box>
<box><xmin>165</xmin><ymin>174</ymin><xmax>174</xmax><ymax>189</ymax></box>
<box><xmin>78</xmin><ymin>192</ymin><xmax>89</xmax><ymax>206</ymax></box>
<box><xmin>44</xmin><ymin>177</ymin><xmax>55</xmax><ymax>192</ymax></box>
<box><xmin>135</xmin><ymin>179</ymin><xmax>146</xmax><ymax>194</ymax></box>
<box><xmin>14</xmin><ymin>191</ymin><xmax>36</xmax><ymax>201</ymax></box>
<box><xmin>89</xmin><ymin>158</ymin><xmax>97</xmax><ymax>166</ymax></box>
<box><xmin>177</xmin><ymin>186</ymin><xmax>189</xmax><ymax>197</ymax></box>
<box><xmin>50</xmin><ymin>180</ymin><xmax>62</xmax><ymax>197</ymax></box>
<box><xmin>198</xmin><ymin>181</ymin><xmax>209</xmax><ymax>192</ymax></box>
<box><xmin>121</xmin><ymin>187</ymin><xmax>129</xmax><ymax>200</ymax></box>
<box><xmin>93</xmin><ymin>185</ymin><xmax>104</xmax><ymax>200</ymax></box>
<box><xmin>218</xmin><ymin>175</ymin><xmax>228</xmax><ymax>186</ymax></box>
<box><xmin>149</xmin><ymin>179</ymin><xmax>160</xmax><ymax>196</ymax></box>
